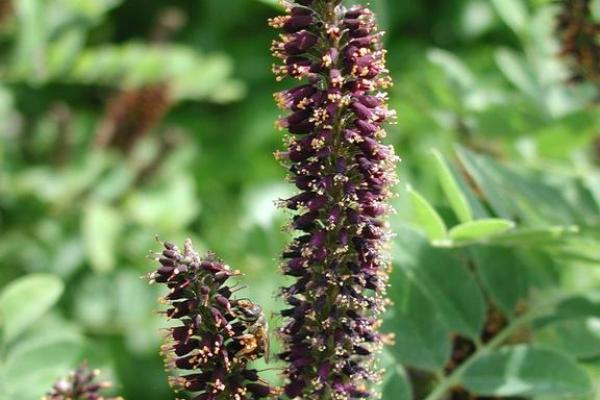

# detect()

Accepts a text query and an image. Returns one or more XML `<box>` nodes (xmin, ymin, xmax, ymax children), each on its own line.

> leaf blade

<box><xmin>431</xmin><ymin>149</ymin><xmax>473</xmax><ymax>223</ymax></box>
<box><xmin>407</xmin><ymin>186</ymin><xmax>448</xmax><ymax>242</ymax></box>
<box><xmin>0</xmin><ymin>274</ymin><xmax>64</xmax><ymax>342</ymax></box>
<box><xmin>449</xmin><ymin>219</ymin><xmax>515</xmax><ymax>242</ymax></box>
<box><xmin>462</xmin><ymin>346</ymin><xmax>592</xmax><ymax>397</ymax></box>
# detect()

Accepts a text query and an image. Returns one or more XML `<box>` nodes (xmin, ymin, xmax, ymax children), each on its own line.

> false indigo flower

<box><xmin>557</xmin><ymin>0</ymin><xmax>600</xmax><ymax>85</ymax></box>
<box><xmin>150</xmin><ymin>239</ymin><xmax>275</xmax><ymax>400</ymax></box>
<box><xmin>270</xmin><ymin>1</ymin><xmax>398</xmax><ymax>398</ymax></box>
<box><xmin>44</xmin><ymin>363</ymin><xmax>123</xmax><ymax>400</ymax></box>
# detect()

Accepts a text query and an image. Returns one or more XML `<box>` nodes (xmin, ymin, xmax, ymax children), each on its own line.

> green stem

<box><xmin>423</xmin><ymin>293</ymin><xmax>566</xmax><ymax>400</ymax></box>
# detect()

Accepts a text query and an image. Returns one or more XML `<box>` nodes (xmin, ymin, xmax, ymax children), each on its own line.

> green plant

<box><xmin>0</xmin><ymin>0</ymin><xmax>599</xmax><ymax>399</ymax></box>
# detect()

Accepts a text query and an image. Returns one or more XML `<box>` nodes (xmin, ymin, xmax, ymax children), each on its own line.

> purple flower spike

<box><xmin>44</xmin><ymin>363</ymin><xmax>123</xmax><ymax>400</ymax></box>
<box><xmin>271</xmin><ymin>1</ymin><xmax>398</xmax><ymax>399</ymax></box>
<box><xmin>149</xmin><ymin>239</ymin><xmax>278</xmax><ymax>400</ymax></box>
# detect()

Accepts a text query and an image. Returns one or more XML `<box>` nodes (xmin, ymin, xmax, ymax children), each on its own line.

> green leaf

<box><xmin>11</xmin><ymin>0</ymin><xmax>47</xmax><ymax>82</ymax></box>
<box><xmin>449</xmin><ymin>219</ymin><xmax>515</xmax><ymax>242</ymax></box>
<box><xmin>484</xmin><ymin>225</ymin><xmax>579</xmax><ymax>246</ymax></box>
<box><xmin>431</xmin><ymin>149</ymin><xmax>473</xmax><ymax>223</ymax></box>
<box><xmin>427</xmin><ymin>48</ymin><xmax>475</xmax><ymax>90</ymax></box>
<box><xmin>2</xmin><ymin>333</ymin><xmax>84</xmax><ymax>400</ymax></box>
<box><xmin>489</xmin><ymin>0</ymin><xmax>528</xmax><ymax>34</ymax></box>
<box><xmin>385</xmin><ymin>267</ymin><xmax>451</xmax><ymax>372</ymax></box>
<box><xmin>472</xmin><ymin>247</ymin><xmax>529</xmax><ymax>316</ymax></box>
<box><xmin>554</xmin><ymin>292</ymin><xmax>600</xmax><ymax>320</ymax></box>
<box><xmin>463</xmin><ymin>346</ymin><xmax>592</xmax><ymax>397</ymax></box>
<box><xmin>536</xmin><ymin>317</ymin><xmax>600</xmax><ymax>360</ymax></box>
<box><xmin>592</xmin><ymin>0</ymin><xmax>600</xmax><ymax>20</ymax></box>
<box><xmin>71</xmin><ymin>43</ymin><xmax>245</xmax><ymax>102</ymax></box>
<box><xmin>0</xmin><ymin>274</ymin><xmax>64</xmax><ymax>342</ymax></box>
<box><xmin>407</xmin><ymin>186</ymin><xmax>447</xmax><ymax>242</ymax></box>
<box><xmin>456</xmin><ymin>146</ymin><xmax>584</xmax><ymax>226</ymax></box>
<box><xmin>82</xmin><ymin>201</ymin><xmax>122</xmax><ymax>273</ymax></box>
<box><xmin>125</xmin><ymin>175</ymin><xmax>199</xmax><ymax>232</ymax></box>
<box><xmin>393</xmin><ymin>225</ymin><xmax>486</xmax><ymax>340</ymax></box>
<box><xmin>382</xmin><ymin>365</ymin><xmax>412</xmax><ymax>400</ymax></box>
<box><xmin>495</xmin><ymin>48</ymin><xmax>540</xmax><ymax>101</ymax></box>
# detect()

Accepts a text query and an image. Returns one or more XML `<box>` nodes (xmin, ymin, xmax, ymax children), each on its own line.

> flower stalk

<box><xmin>270</xmin><ymin>0</ymin><xmax>398</xmax><ymax>398</ymax></box>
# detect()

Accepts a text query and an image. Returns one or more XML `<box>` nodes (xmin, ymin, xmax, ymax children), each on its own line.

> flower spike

<box><xmin>150</xmin><ymin>239</ymin><xmax>277</xmax><ymax>400</ymax></box>
<box><xmin>270</xmin><ymin>1</ymin><xmax>399</xmax><ymax>398</ymax></box>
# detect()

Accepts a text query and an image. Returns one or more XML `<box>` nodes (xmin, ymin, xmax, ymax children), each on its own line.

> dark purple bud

<box><xmin>247</xmin><ymin>383</ymin><xmax>273</xmax><ymax>398</ymax></box>
<box><xmin>358</xmin><ymin>95</ymin><xmax>381</xmax><ymax>108</ymax></box>
<box><xmin>307</xmin><ymin>195</ymin><xmax>327</xmax><ymax>211</ymax></box>
<box><xmin>327</xmin><ymin>206</ymin><xmax>342</xmax><ymax>226</ymax></box>
<box><xmin>286</xmin><ymin>191</ymin><xmax>315</xmax><ymax>210</ymax></box>
<box><xmin>295</xmin><ymin>175</ymin><xmax>315</xmax><ymax>190</ymax></box>
<box><xmin>294</xmin><ymin>211</ymin><xmax>318</xmax><ymax>230</ymax></box>
<box><xmin>310</xmin><ymin>230</ymin><xmax>327</xmax><ymax>247</ymax></box>
<box><xmin>285</xmin><ymin>380</ymin><xmax>306</xmax><ymax>398</ymax></box>
<box><xmin>318</xmin><ymin>362</ymin><xmax>331</xmax><ymax>380</ymax></box>
<box><xmin>355</xmin><ymin>119</ymin><xmax>378</xmax><ymax>135</ymax></box>
<box><xmin>284</xmin><ymin>31</ymin><xmax>319</xmax><ymax>55</ymax></box>
<box><xmin>351</xmin><ymin>102</ymin><xmax>375</xmax><ymax>121</ymax></box>
<box><xmin>350</xmin><ymin>27</ymin><xmax>370</xmax><ymax>38</ymax></box>
<box><xmin>284</xmin><ymin>15</ymin><xmax>314</xmax><ymax>33</ymax></box>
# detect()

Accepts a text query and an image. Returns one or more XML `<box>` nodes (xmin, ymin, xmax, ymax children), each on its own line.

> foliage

<box><xmin>0</xmin><ymin>0</ymin><xmax>599</xmax><ymax>399</ymax></box>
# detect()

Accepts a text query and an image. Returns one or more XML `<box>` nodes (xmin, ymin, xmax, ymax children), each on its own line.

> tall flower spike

<box><xmin>150</xmin><ymin>239</ymin><xmax>276</xmax><ymax>400</ymax></box>
<box><xmin>270</xmin><ymin>1</ymin><xmax>398</xmax><ymax>398</ymax></box>
<box><xmin>44</xmin><ymin>363</ymin><xmax>123</xmax><ymax>400</ymax></box>
<box><xmin>556</xmin><ymin>0</ymin><xmax>600</xmax><ymax>85</ymax></box>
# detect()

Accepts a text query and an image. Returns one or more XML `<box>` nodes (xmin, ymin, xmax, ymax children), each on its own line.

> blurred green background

<box><xmin>1</xmin><ymin>0</ymin><xmax>600</xmax><ymax>399</ymax></box>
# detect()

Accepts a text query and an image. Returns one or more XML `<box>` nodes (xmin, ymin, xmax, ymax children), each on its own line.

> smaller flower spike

<box><xmin>149</xmin><ymin>239</ymin><xmax>277</xmax><ymax>400</ymax></box>
<box><xmin>43</xmin><ymin>363</ymin><xmax>123</xmax><ymax>400</ymax></box>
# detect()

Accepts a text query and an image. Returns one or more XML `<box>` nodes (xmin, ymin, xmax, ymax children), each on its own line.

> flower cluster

<box><xmin>44</xmin><ymin>363</ymin><xmax>123</xmax><ymax>400</ymax></box>
<box><xmin>557</xmin><ymin>0</ymin><xmax>600</xmax><ymax>85</ymax></box>
<box><xmin>270</xmin><ymin>1</ymin><xmax>398</xmax><ymax>398</ymax></box>
<box><xmin>150</xmin><ymin>239</ymin><xmax>275</xmax><ymax>400</ymax></box>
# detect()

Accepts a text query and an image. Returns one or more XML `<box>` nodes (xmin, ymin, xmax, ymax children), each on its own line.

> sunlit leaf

<box><xmin>0</xmin><ymin>274</ymin><xmax>64</xmax><ymax>342</ymax></box>
<box><xmin>82</xmin><ymin>202</ymin><xmax>122</xmax><ymax>273</ymax></box>
<box><xmin>431</xmin><ymin>149</ymin><xmax>473</xmax><ymax>223</ymax></box>
<box><xmin>490</xmin><ymin>0</ymin><xmax>528</xmax><ymax>34</ymax></box>
<box><xmin>463</xmin><ymin>346</ymin><xmax>592</xmax><ymax>397</ymax></box>
<box><xmin>449</xmin><ymin>219</ymin><xmax>515</xmax><ymax>242</ymax></box>
<box><xmin>485</xmin><ymin>225</ymin><xmax>579</xmax><ymax>246</ymax></box>
<box><xmin>495</xmin><ymin>48</ymin><xmax>540</xmax><ymax>101</ymax></box>
<box><xmin>407</xmin><ymin>185</ymin><xmax>447</xmax><ymax>242</ymax></box>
